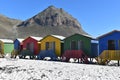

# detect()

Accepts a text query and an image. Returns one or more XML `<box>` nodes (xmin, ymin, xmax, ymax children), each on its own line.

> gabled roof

<box><xmin>30</xmin><ymin>36</ymin><xmax>43</xmax><ymax>41</ymax></box>
<box><xmin>97</xmin><ymin>30</ymin><xmax>120</xmax><ymax>39</ymax></box>
<box><xmin>51</xmin><ymin>35</ymin><xmax>65</xmax><ymax>40</ymax></box>
<box><xmin>64</xmin><ymin>33</ymin><xmax>94</xmax><ymax>40</ymax></box>
<box><xmin>23</xmin><ymin>36</ymin><xmax>43</xmax><ymax>42</ymax></box>
<box><xmin>40</xmin><ymin>35</ymin><xmax>65</xmax><ymax>41</ymax></box>
<box><xmin>0</xmin><ymin>39</ymin><xmax>13</xmax><ymax>43</ymax></box>
<box><xmin>81</xmin><ymin>34</ymin><xmax>93</xmax><ymax>39</ymax></box>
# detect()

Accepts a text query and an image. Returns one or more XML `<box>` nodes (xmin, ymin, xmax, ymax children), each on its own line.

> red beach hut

<box><xmin>22</xmin><ymin>36</ymin><xmax>42</xmax><ymax>55</ymax></box>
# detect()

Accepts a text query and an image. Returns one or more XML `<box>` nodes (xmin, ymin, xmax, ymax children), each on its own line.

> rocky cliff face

<box><xmin>16</xmin><ymin>5</ymin><xmax>88</xmax><ymax>38</ymax></box>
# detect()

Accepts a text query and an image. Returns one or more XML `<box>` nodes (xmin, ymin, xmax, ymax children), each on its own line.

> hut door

<box><xmin>78</xmin><ymin>40</ymin><xmax>83</xmax><ymax>50</ymax></box>
<box><xmin>27</xmin><ymin>43</ymin><xmax>30</xmax><ymax>50</ymax></box>
<box><xmin>27</xmin><ymin>43</ymin><xmax>34</xmax><ymax>53</ymax></box>
<box><xmin>71</xmin><ymin>41</ymin><xmax>77</xmax><ymax>50</ymax></box>
<box><xmin>30</xmin><ymin>43</ymin><xmax>34</xmax><ymax>53</ymax></box>
<box><xmin>46</xmin><ymin>42</ymin><xmax>49</xmax><ymax>50</ymax></box>
<box><xmin>108</xmin><ymin>40</ymin><xmax>115</xmax><ymax>50</ymax></box>
<box><xmin>51</xmin><ymin>42</ymin><xmax>55</xmax><ymax>51</ymax></box>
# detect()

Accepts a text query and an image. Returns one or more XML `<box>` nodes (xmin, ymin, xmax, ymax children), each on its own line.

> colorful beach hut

<box><xmin>11</xmin><ymin>38</ymin><xmax>24</xmax><ymax>58</ymax></box>
<box><xmin>39</xmin><ymin>35</ymin><xmax>65</xmax><ymax>57</ymax></box>
<box><xmin>0</xmin><ymin>39</ymin><xmax>14</xmax><ymax>56</ymax></box>
<box><xmin>22</xmin><ymin>36</ymin><xmax>42</xmax><ymax>55</ymax></box>
<box><xmin>62</xmin><ymin>33</ymin><xmax>93</xmax><ymax>62</ymax></box>
<box><xmin>97</xmin><ymin>30</ymin><xmax>120</xmax><ymax>65</ymax></box>
<box><xmin>64</xmin><ymin>34</ymin><xmax>93</xmax><ymax>55</ymax></box>
<box><xmin>14</xmin><ymin>38</ymin><xmax>24</xmax><ymax>51</ymax></box>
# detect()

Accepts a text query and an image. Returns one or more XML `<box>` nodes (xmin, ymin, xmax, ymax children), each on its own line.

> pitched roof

<box><xmin>64</xmin><ymin>33</ymin><xmax>93</xmax><ymax>40</ymax></box>
<box><xmin>80</xmin><ymin>34</ymin><xmax>93</xmax><ymax>39</ymax></box>
<box><xmin>51</xmin><ymin>35</ymin><xmax>65</xmax><ymax>40</ymax></box>
<box><xmin>30</xmin><ymin>36</ymin><xmax>43</xmax><ymax>41</ymax></box>
<box><xmin>39</xmin><ymin>35</ymin><xmax>65</xmax><ymax>42</ymax></box>
<box><xmin>97</xmin><ymin>30</ymin><xmax>120</xmax><ymax>39</ymax></box>
<box><xmin>0</xmin><ymin>39</ymin><xmax>13</xmax><ymax>43</ymax></box>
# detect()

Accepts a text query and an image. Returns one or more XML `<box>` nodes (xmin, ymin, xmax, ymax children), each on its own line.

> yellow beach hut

<box><xmin>40</xmin><ymin>35</ymin><xmax>65</xmax><ymax>56</ymax></box>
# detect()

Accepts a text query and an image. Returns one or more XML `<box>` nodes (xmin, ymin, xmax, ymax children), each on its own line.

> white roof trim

<box><xmin>0</xmin><ymin>39</ymin><xmax>13</xmax><ymax>43</ymax></box>
<box><xmin>30</xmin><ymin>36</ymin><xmax>43</xmax><ymax>41</ymax></box>
<box><xmin>51</xmin><ymin>35</ymin><xmax>65</xmax><ymax>40</ymax></box>
<box><xmin>82</xmin><ymin>34</ymin><xmax>93</xmax><ymax>38</ymax></box>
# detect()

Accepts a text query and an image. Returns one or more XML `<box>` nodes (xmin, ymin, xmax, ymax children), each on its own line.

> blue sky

<box><xmin>0</xmin><ymin>0</ymin><xmax>120</xmax><ymax>38</ymax></box>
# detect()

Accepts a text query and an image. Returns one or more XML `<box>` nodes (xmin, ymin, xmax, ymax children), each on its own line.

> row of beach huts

<box><xmin>0</xmin><ymin>30</ymin><xmax>120</xmax><ymax>65</ymax></box>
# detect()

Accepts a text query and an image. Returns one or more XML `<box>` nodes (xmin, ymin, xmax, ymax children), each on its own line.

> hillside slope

<box><xmin>0</xmin><ymin>14</ymin><xmax>21</xmax><ymax>39</ymax></box>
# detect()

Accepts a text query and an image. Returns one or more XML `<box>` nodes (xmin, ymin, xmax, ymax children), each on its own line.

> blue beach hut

<box><xmin>97</xmin><ymin>30</ymin><xmax>120</xmax><ymax>65</ymax></box>
<box><xmin>14</xmin><ymin>38</ymin><xmax>24</xmax><ymax>51</ymax></box>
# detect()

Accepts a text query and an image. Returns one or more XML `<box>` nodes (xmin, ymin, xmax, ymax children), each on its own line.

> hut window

<box><xmin>71</xmin><ymin>41</ymin><xmax>77</xmax><ymax>50</ymax></box>
<box><xmin>78</xmin><ymin>40</ymin><xmax>83</xmax><ymax>50</ymax></box>
<box><xmin>108</xmin><ymin>40</ymin><xmax>115</xmax><ymax>50</ymax></box>
<box><xmin>46</xmin><ymin>42</ymin><xmax>55</xmax><ymax>51</ymax></box>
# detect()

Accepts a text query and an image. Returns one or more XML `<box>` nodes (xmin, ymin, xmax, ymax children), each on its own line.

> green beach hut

<box><xmin>64</xmin><ymin>33</ymin><xmax>93</xmax><ymax>56</ymax></box>
<box><xmin>0</xmin><ymin>39</ymin><xmax>14</xmax><ymax>57</ymax></box>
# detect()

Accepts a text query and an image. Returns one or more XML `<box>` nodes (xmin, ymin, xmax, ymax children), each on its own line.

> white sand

<box><xmin>0</xmin><ymin>58</ymin><xmax>120</xmax><ymax>80</ymax></box>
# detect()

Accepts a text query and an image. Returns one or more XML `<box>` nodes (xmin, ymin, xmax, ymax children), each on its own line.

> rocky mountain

<box><xmin>0</xmin><ymin>14</ymin><xmax>21</xmax><ymax>39</ymax></box>
<box><xmin>16</xmin><ymin>5</ymin><xmax>88</xmax><ymax>38</ymax></box>
<box><xmin>0</xmin><ymin>5</ymin><xmax>89</xmax><ymax>39</ymax></box>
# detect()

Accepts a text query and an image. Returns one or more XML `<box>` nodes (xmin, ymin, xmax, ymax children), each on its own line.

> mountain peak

<box><xmin>16</xmin><ymin>6</ymin><xmax>88</xmax><ymax>38</ymax></box>
<box><xmin>46</xmin><ymin>5</ymin><xmax>64</xmax><ymax>13</ymax></box>
<box><xmin>47</xmin><ymin>5</ymin><xmax>56</xmax><ymax>9</ymax></box>
<box><xmin>17</xmin><ymin>5</ymin><xmax>81</xmax><ymax>28</ymax></box>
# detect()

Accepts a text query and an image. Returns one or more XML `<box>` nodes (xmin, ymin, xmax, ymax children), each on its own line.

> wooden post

<box><xmin>78</xmin><ymin>58</ymin><xmax>79</xmax><ymax>63</ymax></box>
<box><xmin>118</xmin><ymin>60</ymin><xmax>119</xmax><ymax>66</ymax></box>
